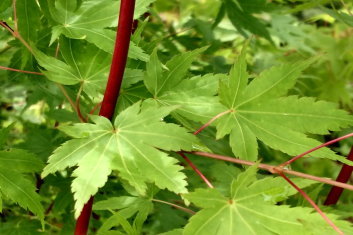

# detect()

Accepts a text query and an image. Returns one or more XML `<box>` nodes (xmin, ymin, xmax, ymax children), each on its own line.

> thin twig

<box><xmin>177</xmin><ymin>110</ymin><xmax>232</xmax><ymax>188</ymax></box>
<box><xmin>2</xmin><ymin>5</ymin><xmax>80</xmax><ymax>123</ymax></box>
<box><xmin>56</xmin><ymin>84</ymin><xmax>85</xmax><ymax>123</ymax></box>
<box><xmin>189</xmin><ymin>151</ymin><xmax>353</xmax><ymax>191</ymax></box>
<box><xmin>0</xmin><ymin>21</ymin><xmax>15</xmax><ymax>34</ymax></box>
<box><xmin>193</xmin><ymin>110</ymin><xmax>232</xmax><ymax>135</ymax></box>
<box><xmin>9</xmin><ymin>0</ymin><xmax>33</xmax><ymax>53</ymax></box>
<box><xmin>55</xmin><ymin>42</ymin><xmax>60</xmax><ymax>58</ymax></box>
<box><xmin>279</xmin><ymin>172</ymin><xmax>343</xmax><ymax>235</ymax></box>
<box><xmin>178</xmin><ymin>152</ymin><xmax>214</xmax><ymax>188</ymax></box>
<box><xmin>152</xmin><ymin>199</ymin><xmax>195</xmax><ymax>215</ymax></box>
<box><xmin>0</xmin><ymin>65</ymin><xmax>44</xmax><ymax>75</ymax></box>
<box><xmin>279</xmin><ymin>132</ymin><xmax>353</xmax><ymax>167</ymax></box>
<box><xmin>89</xmin><ymin>102</ymin><xmax>102</xmax><ymax>115</ymax></box>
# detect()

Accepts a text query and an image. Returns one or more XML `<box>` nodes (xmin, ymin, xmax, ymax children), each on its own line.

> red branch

<box><xmin>74</xmin><ymin>0</ymin><xmax>136</xmax><ymax>234</ymax></box>
<box><xmin>279</xmin><ymin>132</ymin><xmax>353</xmax><ymax>167</ymax></box>
<box><xmin>0</xmin><ymin>65</ymin><xmax>43</xmax><ymax>75</ymax></box>
<box><xmin>193</xmin><ymin>110</ymin><xmax>232</xmax><ymax>135</ymax></box>
<box><xmin>99</xmin><ymin>0</ymin><xmax>136</xmax><ymax>118</ymax></box>
<box><xmin>279</xmin><ymin>172</ymin><xmax>343</xmax><ymax>234</ymax></box>
<box><xmin>178</xmin><ymin>152</ymin><xmax>214</xmax><ymax>188</ymax></box>
<box><xmin>324</xmin><ymin>146</ymin><xmax>353</xmax><ymax>205</ymax></box>
<box><xmin>177</xmin><ymin>110</ymin><xmax>232</xmax><ymax>188</ymax></box>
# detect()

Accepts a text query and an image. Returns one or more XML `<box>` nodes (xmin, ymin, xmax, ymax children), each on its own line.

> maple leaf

<box><xmin>42</xmin><ymin>102</ymin><xmax>197</xmax><ymax>218</ymax></box>
<box><xmin>94</xmin><ymin>195</ymin><xmax>153</xmax><ymax>234</ymax></box>
<box><xmin>213</xmin><ymin>43</ymin><xmax>353</xmax><ymax>162</ymax></box>
<box><xmin>144</xmin><ymin>47</ymin><xmax>226</xmax><ymax>123</ymax></box>
<box><xmin>0</xmin><ymin>149</ymin><xmax>44</xmax><ymax>222</ymax></box>
<box><xmin>34</xmin><ymin>38</ymin><xmax>110</xmax><ymax>97</ymax></box>
<box><xmin>223</xmin><ymin>0</ymin><xmax>272</xmax><ymax>41</ymax></box>
<box><xmin>183</xmin><ymin>165</ymin><xmax>353</xmax><ymax>235</ymax></box>
<box><xmin>45</xmin><ymin>0</ymin><xmax>149</xmax><ymax>60</ymax></box>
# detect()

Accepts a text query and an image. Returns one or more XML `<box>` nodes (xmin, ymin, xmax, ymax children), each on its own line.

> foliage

<box><xmin>0</xmin><ymin>0</ymin><xmax>353</xmax><ymax>234</ymax></box>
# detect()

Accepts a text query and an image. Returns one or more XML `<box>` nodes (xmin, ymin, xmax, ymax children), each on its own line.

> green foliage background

<box><xmin>1</xmin><ymin>0</ymin><xmax>353</xmax><ymax>234</ymax></box>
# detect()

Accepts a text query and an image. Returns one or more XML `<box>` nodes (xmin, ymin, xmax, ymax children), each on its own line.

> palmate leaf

<box><xmin>42</xmin><ymin>102</ymin><xmax>197</xmax><ymax>218</ymax></box>
<box><xmin>17</xmin><ymin>0</ymin><xmax>41</xmax><ymax>43</ymax></box>
<box><xmin>46</xmin><ymin>0</ymin><xmax>149</xmax><ymax>61</ymax></box>
<box><xmin>34</xmin><ymin>38</ymin><xmax>111</xmax><ymax>97</ymax></box>
<box><xmin>223</xmin><ymin>0</ymin><xmax>272</xmax><ymax>41</ymax></box>
<box><xmin>213</xmin><ymin>44</ymin><xmax>353</xmax><ymax>162</ymax></box>
<box><xmin>183</xmin><ymin>165</ymin><xmax>353</xmax><ymax>235</ymax></box>
<box><xmin>94</xmin><ymin>196</ymin><xmax>153</xmax><ymax>234</ymax></box>
<box><xmin>0</xmin><ymin>150</ymin><xmax>44</xmax><ymax>222</ymax></box>
<box><xmin>144</xmin><ymin>48</ymin><xmax>226</xmax><ymax>123</ymax></box>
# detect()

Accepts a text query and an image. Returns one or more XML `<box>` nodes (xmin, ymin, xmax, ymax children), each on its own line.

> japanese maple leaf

<box><xmin>0</xmin><ymin>149</ymin><xmax>44</xmax><ymax>222</ymax></box>
<box><xmin>143</xmin><ymin>47</ymin><xmax>226</xmax><ymax>123</ymax></box>
<box><xmin>213</xmin><ymin>43</ymin><xmax>353</xmax><ymax>162</ymax></box>
<box><xmin>183</xmin><ymin>165</ymin><xmax>353</xmax><ymax>235</ymax></box>
<box><xmin>42</xmin><ymin>102</ymin><xmax>197</xmax><ymax>217</ymax></box>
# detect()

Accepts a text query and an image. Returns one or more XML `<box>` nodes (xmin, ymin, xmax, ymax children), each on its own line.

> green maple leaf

<box><xmin>183</xmin><ymin>165</ymin><xmax>353</xmax><ymax>235</ymax></box>
<box><xmin>34</xmin><ymin>39</ymin><xmax>146</xmax><ymax>98</ymax></box>
<box><xmin>34</xmin><ymin>39</ymin><xmax>110</xmax><ymax>97</ymax></box>
<box><xmin>144</xmin><ymin>48</ymin><xmax>226</xmax><ymax>123</ymax></box>
<box><xmin>45</xmin><ymin>0</ymin><xmax>149</xmax><ymax>61</ymax></box>
<box><xmin>94</xmin><ymin>195</ymin><xmax>153</xmax><ymax>234</ymax></box>
<box><xmin>223</xmin><ymin>0</ymin><xmax>272</xmax><ymax>41</ymax></box>
<box><xmin>0</xmin><ymin>150</ymin><xmax>44</xmax><ymax>222</ymax></box>
<box><xmin>214</xmin><ymin>43</ymin><xmax>353</xmax><ymax>162</ymax></box>
<box><xmin>17</xmin><ymin>0</ymin><xmax>41</xmax><ymax>43</ymax></box>
<box><xmin>42</xmin><ymin>102</ymin><xmax>197</xmax><ymax>218</ymax></box>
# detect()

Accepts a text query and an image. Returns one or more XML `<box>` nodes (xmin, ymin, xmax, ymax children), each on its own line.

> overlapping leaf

<box><xmin>223</xmin><ymin>0</ymin><xmax>272</xmax><ymax>41</ymax></box>
<box><xmin>213</xmin><ymin>44</ymin><xmax>353</xmax><ymax>162</ymax></box>
<box><xmin>42</xmin><ymin>102</ymin><xmax>197</xmax><ymax>217</ymax></box>
<box><xmin>0</xmin><ymin>149</ymin><xmax>44</xmax><ymax>222</ymax></box>
<box><xmin>46</xmin><ymin>0</ymin><xmax>149</xmax><ymax>60</ymax></box>
<box><xmin>94</xmin><ymin>195</ymin><xmax>153</xmax><ymax>234</ymax></box>
<box><xmin>144</xmin><ymin>48</ymin><xmax>226</xmax><ymax>123</ymax></box>
<box><xmin>183</xmin><ymin>165</ymin><xmax>353</xmax><ymax>235</ymax></box>
<box><xmin>34</xmin><ymin>38</ymin><xmax>111</xmax><ymax>97</ymax></box>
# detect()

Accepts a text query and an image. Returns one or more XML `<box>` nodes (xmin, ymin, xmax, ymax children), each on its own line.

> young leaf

<box><xmin>46</xmin><ymin>0</ymin><xmax>149</xmax><ymax>61</ymax></box>
<box><xmin>224</xmin><ymin>0</ymin><xmax>272</xmax><ymax>41</ymax></box>
<box><xmin>42</xmin><ymin>102</ymin><xmax>197</xmax><ymax>217</ymax></box>
<box><xmin>0</xmin><ymin>165</ymin><xmax>44</xmax><ymax>222</ymax></box>
<box><xmin>183</xmin><ymin>166</ymin><xmax>353</xmax><ymax>235</ymax></box>
<box><xmin>0</xmin><ymin>149</ymin><xmax>44</xmax><ymax>173</ymax></box>
<box><xmin>214</xmin><ymin>53</ymin><xmax>353</xmax><ymax>162</ymax></box>
<box><xmin>144</xmin><ymin>48</ymin><xmax>226</xmax><ymax>123</ymax></box>
<box><xmin>34</xmin><ymin>39</ymin><xmax>111</xmax><ymax>97</ymax></box>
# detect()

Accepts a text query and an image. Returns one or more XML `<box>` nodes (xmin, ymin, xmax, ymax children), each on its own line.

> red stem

<box><xmin>74</xmin><ymin>197</ymin><xmax>94</xmax><ymax>235</ymax></box>
<box><xmin>190</xmin><ymin>151</ymin><xmax>353</xmax><ymax>191</ymax></box>
<box><xmin>178</xmin><ymin>152</ymin><xmax>214</xmax><ymax>188</ymax></box>
<box><xmin>0</xmin><ymin>65</ymin><xmax>43</xmax><ymax>75</ymax></box>
<box><xmin>99</xmin><ymin>0</ymin><xmax>136</xmax><ymax>118</ymax></box>
<box><xmin>179</xmin><ymin>110</ymin><xmax>231</xmax><ymax>188</ymax></box>
<box><xmin>279</xmin><ymin>172</ymin><xmax>343</xmax><ymax>235</ymax></box>
<box><xmin>193</xmin><ymin>110</ymin><xmax>232</xmax><ymax>135</ymax></box>
<box><xmin>279</xmin><ymin>132</ymin><xmax>353</xmax><ymax>167</ymax></box>
<box><xmin>324</xmin><ymin>146</ymin><xmax>353</xmax><ymax>205</ymax></box>
<box><xmin>74</xmin><ymin>0</ymin><xmax>136</xmax><ymax>234</ymax></box>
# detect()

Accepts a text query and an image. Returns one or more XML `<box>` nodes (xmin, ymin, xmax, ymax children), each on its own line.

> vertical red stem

<box><xmin>74</xmin><ymin>0</ymin><xmax>136</xmax><ymax>234</ymax></box>
<box><xmin>99</xmin><ymin>0</ymin><xmax>136</xmax><ymax>118</ymax></box>
<box><xmin>324</xmin><ymin>146</ymin><xmax>353</xmax><ymax>205</ymax></box>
